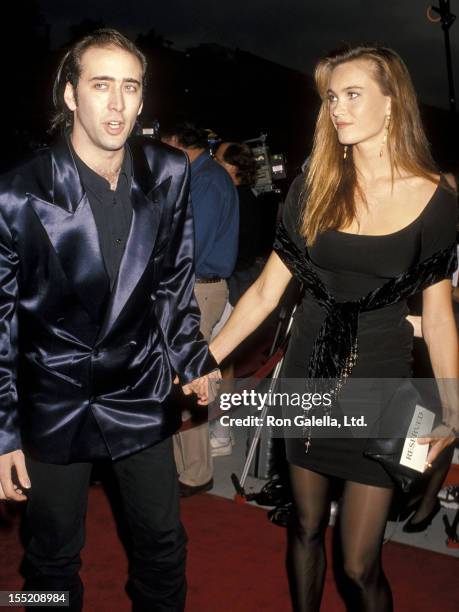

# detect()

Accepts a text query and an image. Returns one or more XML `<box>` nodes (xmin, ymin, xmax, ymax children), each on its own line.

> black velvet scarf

<box><xmin>273</xmin><ymin>221</ymin><xmax>457</xmax><ymax>382</ymax></box>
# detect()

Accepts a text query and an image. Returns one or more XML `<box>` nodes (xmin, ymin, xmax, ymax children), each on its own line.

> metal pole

<box><xmin>430</xmin><ymin>1</ymin><xmax>457</xmax><ymax>113</ymax></box>
<box><xmin>441</xmin><ymin>3</ymin><xmax>457</xmax><ymax>112</ymax></box>
<box><xmin>238</xmin><ymin>309</ymin><xmax>296</xmax><ymax>489</ymax></box>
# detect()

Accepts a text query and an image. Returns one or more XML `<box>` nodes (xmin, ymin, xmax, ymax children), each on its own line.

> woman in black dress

<box><xmin>209</xmin><ymin>46</ymin><xmax>458</xmax><ymax>611</ymax></box>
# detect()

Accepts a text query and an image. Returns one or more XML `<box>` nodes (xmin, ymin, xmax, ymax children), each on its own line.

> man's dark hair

<box><xmin>51</xmin><ymin>28</ymin><xmax>147</xmax><ymax>133</ymax></box>
<box><xmin>161</xmin><ymin>122</ymin><xmax>209</xmax><ymax>150</ymax></box>
<box><xmin>220</xmin><ymin>142</ymin><xmax>257</xmax><ymax>186</ymax></box>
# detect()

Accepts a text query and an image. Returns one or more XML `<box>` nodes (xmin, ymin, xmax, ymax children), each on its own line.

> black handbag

<box><xmin>364</xmin><ymin>380</ymin><xmax>436</xmax><ymax>492</ymax></box>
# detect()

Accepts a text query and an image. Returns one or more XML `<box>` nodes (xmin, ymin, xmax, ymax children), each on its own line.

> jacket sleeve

<box><xmin>0</xmin><ymin>208</ymin><xmax>20</xmax><ymax>454</ymax></box>
<box><xmin>153</xmin><ymin>159</ymin><xmax>219</xmax><ymax>384</ymax></box>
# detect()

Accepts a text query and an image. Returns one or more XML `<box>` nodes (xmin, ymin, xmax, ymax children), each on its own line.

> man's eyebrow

<box><xmin>89</xmin><ymin>76</ymin><xmax>142</xmax><ymax>86</ymax></box>
<box><xmin>89</xmin><ymin>75</ymin><xmax>115</xmax><ymax>82</ymax></box>
<box><xmin>124</xmin><ymin>78</ymin><xmax>142</xmax><ymax>86</ymax></box>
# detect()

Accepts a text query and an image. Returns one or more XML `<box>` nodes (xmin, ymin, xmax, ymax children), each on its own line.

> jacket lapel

<box><xmin>28</xmin><ymin>138</ymin><xmax>110</xmax><ymax>322</ymax></box>
<box><xmin>96</xmin><ymin>138</ymin><xmax>171</xmax><ymax>343</ymax></box>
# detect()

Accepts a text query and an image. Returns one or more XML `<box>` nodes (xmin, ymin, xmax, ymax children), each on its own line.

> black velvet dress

<box><xmin>279</xmin><ymin>175</ymin><xmax>457</xmax><ymax>487</ymax></box>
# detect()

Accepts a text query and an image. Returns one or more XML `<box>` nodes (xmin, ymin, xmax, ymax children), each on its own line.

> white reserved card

<box><xmin>400</xmin><ymin>405</ymin><xmax>435</xmax><ymax>473</ymax></box>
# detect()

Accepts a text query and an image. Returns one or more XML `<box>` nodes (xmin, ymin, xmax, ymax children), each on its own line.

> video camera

<box><xmin>243</xmin><ymin>134</ymin><xmax>286</xmax><ymax>194</ymax></box>
<box><xmin>140</xmin><ymin>120</ymin><xmax>161</xmax><ymax>139</ymax></box>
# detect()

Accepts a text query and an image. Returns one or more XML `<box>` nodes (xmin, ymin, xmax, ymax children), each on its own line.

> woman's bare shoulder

<box><xmin>400</xmin><ymin>173</ymin><xmax>440</xmax><ymax>191</ymax></box>
<box><xmin>395</xmin><ymin>174</ymin><xmax>441</xmax><ymax>210</ymax></box>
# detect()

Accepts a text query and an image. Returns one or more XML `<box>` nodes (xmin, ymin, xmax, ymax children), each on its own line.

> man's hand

<box><xmin>174</xmin><ymin>370</ymin><xmax>222</xmax><ymax>405</ymax></box>
<box><xmin>0</xmin><ymin>449</ymin><xmax>30</xmax><ymax>502</ymax></box>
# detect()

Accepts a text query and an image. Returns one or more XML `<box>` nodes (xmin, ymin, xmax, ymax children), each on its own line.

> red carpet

<box><xmin>1</xmin><ymin>487</ymin><xmax>458</xmax><ymax>611</ymax></box>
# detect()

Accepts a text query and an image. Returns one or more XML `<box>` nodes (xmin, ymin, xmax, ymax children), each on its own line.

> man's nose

<box><xmin>108</xmin><ymin>87</ymin><xmax>125</xmax><ymax>112</ymax></box>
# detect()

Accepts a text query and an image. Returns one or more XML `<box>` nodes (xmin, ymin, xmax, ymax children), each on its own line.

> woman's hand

<box><xmin>417</xmin><ymin>423</ymin><xmax>456</xmax><ymax>465</ymax></box>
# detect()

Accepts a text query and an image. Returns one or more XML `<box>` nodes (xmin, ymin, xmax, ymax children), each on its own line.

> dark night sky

<box><xmin>37</xmin><ymin>0</ymin><xmax>458</xmax><ymax>110</ymax></box>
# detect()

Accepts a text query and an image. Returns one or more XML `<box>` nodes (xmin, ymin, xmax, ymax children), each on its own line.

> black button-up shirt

<box><xmin>73</xmin><ymin>147</ymin><xmax>133</xmax><ymax>289</ymax></box>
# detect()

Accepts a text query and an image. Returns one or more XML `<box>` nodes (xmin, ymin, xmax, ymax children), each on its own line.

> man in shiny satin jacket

<box><xmin>0</xmin><ymin>29</ymin><xmax>217</xmax><ymax>611</ymax></box>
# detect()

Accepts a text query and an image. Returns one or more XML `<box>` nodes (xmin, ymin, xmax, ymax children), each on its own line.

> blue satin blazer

<box><xmin>0</xmin><ymin>136</ymin><xmax>217</xmax><ymax>463</ymax></box>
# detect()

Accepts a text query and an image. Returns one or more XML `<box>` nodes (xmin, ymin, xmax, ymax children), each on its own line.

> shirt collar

<box><xmin>71</xmin><ymin>141</ymin><xmax>132</xmax><ymax>200</ymax></box>
<box><xmin>191</xmin><ymin>150</ymin><xmax>211</xmax><ymax>172</ymax></box>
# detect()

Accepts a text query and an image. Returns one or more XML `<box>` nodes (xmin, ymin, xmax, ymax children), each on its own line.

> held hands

<box><xmin>0</xmin><ymin>449</ymin><xmax>31</xmax><ymax>502</ymax></box>
<box><xmin>174</xmin><ymin>370</ymin><xmax>222</xmax><ymax>405</ymax></box>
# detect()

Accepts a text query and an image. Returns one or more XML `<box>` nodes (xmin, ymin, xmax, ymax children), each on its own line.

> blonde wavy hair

<box><xmin>301</xmin><ymin>46</ymin><xmax>438</xmax><ymax>245</ymax></box>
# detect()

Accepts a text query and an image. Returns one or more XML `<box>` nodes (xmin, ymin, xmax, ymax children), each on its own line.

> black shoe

<box><xmin>267</xmin><ymin>501</ymin><xmax>294</xmax><ymax>528</ymax></box>
<box><xmin>179</xmin><ymin>478</ymin><xmax>213</xmax><ymax>498</ymax></box>
<box><xmin>402</xmin><ymin>500</ymin><xmax>441</xmax><ymax>533</ymax></box>
<box><xmin>398</xmin><ymin>498</ymin><xmax>421</xmax><ymax>522</ymax></box>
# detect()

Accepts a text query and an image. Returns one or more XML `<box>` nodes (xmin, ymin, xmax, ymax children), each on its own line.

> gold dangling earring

<box><xmin>380</xmin><ymin>114</ymin><xmax>390</xmax><ymax>157</ymax></box>
<box><xmin>343</xmin><ymin>145</ymin><xmax>348</xmax><ymax>160</ymax></box>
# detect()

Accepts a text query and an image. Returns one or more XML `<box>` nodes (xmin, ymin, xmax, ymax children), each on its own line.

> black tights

<box><xmin>287</xmin><ymin>464</ymin><xmax>394</xmax><ymax>612</ymax></box>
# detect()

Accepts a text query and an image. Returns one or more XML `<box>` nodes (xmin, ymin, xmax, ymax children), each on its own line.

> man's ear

<box><xmin>137</xmin><ymin>100</ymin><xmax>143</xmax><ymax>116</ymax></box>
<box><xmin>63</xmin><ymin>82</ymin><xmax>77</xmax><ymax>111</ymax></box>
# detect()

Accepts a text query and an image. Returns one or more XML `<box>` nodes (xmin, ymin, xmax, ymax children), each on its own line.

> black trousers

<box><xmin>22</xmin><ymin>438</ymin><xmax>187</xmax><ymax>612</ymax></box>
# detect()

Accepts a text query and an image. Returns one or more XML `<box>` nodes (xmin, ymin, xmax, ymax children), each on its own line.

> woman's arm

<box><xmin>420</xmin><ymin>279</ymin><xmax>458</xmax><ymax>461</ymax></box>
<box><xmin>210</xmin><ymin>251</ymin><xmax>293</xmax><ymax>364</ymax></box>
